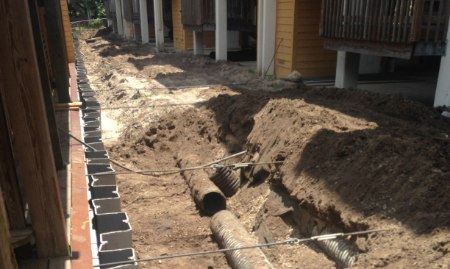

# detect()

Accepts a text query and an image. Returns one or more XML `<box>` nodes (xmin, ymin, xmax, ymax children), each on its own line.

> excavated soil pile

<box><xmin>114</xmin><ymin>86</ymin><xmax>450</xmax><ymax>268</ymax></box>
<box><xmin>79</xmin><ymin>29</ymin><xmax>450</xmax><ymax>268</ymax></box>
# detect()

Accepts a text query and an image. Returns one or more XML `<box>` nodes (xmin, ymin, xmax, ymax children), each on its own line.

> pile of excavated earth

<box><xmin>79</xmin><ymin>29</ymin><xmax>450</xmax><ymax>268</ymax></box>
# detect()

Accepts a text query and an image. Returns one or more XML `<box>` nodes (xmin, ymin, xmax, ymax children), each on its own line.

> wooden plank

<box><xmin>401</xmin><ymin>0</ymin><xmax>412</xmax><ymax>42</ymax></box>
<box><xmin>0</xmin><ymin>97</ymin><xmax>26</xmax><ymax>230</ymax></box>
<box><xmin>319</xmin><ymin>0</ymin><xmax>325</xmax><ymax>35</ymax></box>
<box><xmin>434</xmin><ymin>0</ymin><xmax>445</xmax><ymax>42</ymax></box>
<box><xmin>0</xmin><ymin>186</ymin><xmax>18</xmax><ymax>269</ymax></box>
<box><xmin>41</xmin><ymin>0</ymin><xmax>71</xmax><ymax>102</ymax></box>
<box><xmin>396</xmin><ymin>0</ymin><xmax>406</xmax><ymax>42</ymax></box>
<box><xmin>59</xmin><ymin>0</ymin><xmax>75</xmax><ymax>63</ymax></box>
<box><xmin>351</xmin><ymin>0</ymin><xmax>358</xmax><ymax>39</ymax></box>
<box><xmin>363</xmin><ymin>0</ymin><xmax>369</xmax><ymax>39</ymax></box>
<box><xmin>410</xmin><ymin>0</ymin><xmax>424</xmax><ymax>41</ymax></box>
<box><xmin>378</xmin><ymin>0</ymin><xmax>385</xmax><ymax>40</ymax></box>
<box><xmin>343</xmin><ymin>0</ymin><xmax>350</xmax><ymax>38</ymax></box>
<box><xmin>324</xmin><ymin>39</ymin><xmax>414</xmax><ymax>59</ymax></box>
<box><xmin>425</xmin><ymin>0</ymin><xmax>435</xmax><ymax>41</ymax></box>
<box><xmin>0</xmin><ymin>0</ymin><xmax>69</xmax><ymax>258</ymax></box>
<box><xmin>29</xmin><ymin>0</ymin><xmax>65</xmax><ymax>171</ymax></box>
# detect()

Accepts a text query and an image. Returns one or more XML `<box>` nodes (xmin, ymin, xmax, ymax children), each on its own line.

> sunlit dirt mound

<box><xmin>121</xmin><ymin>86</ymin><xmax>450</xmax><ymax>267</ymax></box>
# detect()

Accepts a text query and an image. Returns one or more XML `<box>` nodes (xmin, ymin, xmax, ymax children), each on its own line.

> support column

<box><xmin>193</xmin><ymin>31</ymin><xmax>204</xmax><ymax>55</ymax></box>
<box><xmin>215</xmin><ymin>0</ymin><xmax>227</xmax><ymax>61</ymax></box>
<box><xmin>256</xmin><ymin>0</ymin><xmax>264</xmax><ymax>73</ymax></box>
<box><xmin>139</xmin><ymin>0</ymin><xmax>149</xmax><ymax>43</ymax></box>
<box><xmin>261</xmin><ymin>0</ymin><xmax>276</xmax><ymax>76</ymax></box>
<box><xmin>121</xmin><ymin>0</ymin><xmax>130</xmax><ymax>38</ymax></box>
<box><xmin>153</xmin><ymin>0</ymin><xmax>164</xmax><ymax>51</ymax></box>
<box><xmin>335</xmin><ymin>51</ymin><xmax>360</xmax><ymax>89</ymax></box>
<box><xmin>434</xmin><ymin>19</ymin><xmax>450</xmax><ymax>107</ymax></box>
<box><xmin>115</xmin><ymin>0</ymin><xmax>124</xmax><ymax>35</ymax></box>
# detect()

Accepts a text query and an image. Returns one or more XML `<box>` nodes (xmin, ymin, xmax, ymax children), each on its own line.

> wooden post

<box><xmin>0</xmin><ymin>186</ymin><xmax>18</xmax><ymax>269</ymax></box>
<box><xmin>29</xmin><ymin>0</ymin><xmax>65</xmax><ymax>171</ymax></box>
<box><xmin>41</xmin><ymin>0</ymin><xmax>71</xmax><ymax>103</ymax></box>
<box><xmin>0</xmin><ymin>0</ymin><xmax>69</xmax><ymax>257</ymax></box>
<box><xmin>0</xmin><ymin>98</ymin><xmax>26</xmax><ymax>230</ymax></box>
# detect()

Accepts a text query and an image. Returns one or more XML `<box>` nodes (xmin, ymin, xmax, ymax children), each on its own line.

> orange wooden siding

<box><xmin>60</xmin><ymin>0</ymin><xmax>75</xmax><ymax>63</ymax></box>
<box><xmin>275</xmin><ymin>0</ymin><xmax>336</xmax><ymax>78</ymax></box>
<box><xmin>292</xmin><ymin>0</ymin><xmax>336</xmax><ymax>78</ymax></box>
<box><xmin>172</xmin><ymin>0</ymin><xmax>214</xmax><ymax>51</ymax></box>
<box><xmin>275</xmin><ymin>0</ymin><xmax>295</xmax><ymax>78</ymax></box>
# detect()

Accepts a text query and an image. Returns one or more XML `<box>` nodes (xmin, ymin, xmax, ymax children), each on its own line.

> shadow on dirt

<box><xmin>93</xmin><ymin>34</ymin><xmax>257</xmax><ymax>89</ymax></box>
<box><xmin>196</xmin><ymin>86</ymin><xmax>450</xmax><ymax>234</ymax></box>
<box><xmin>91</xmin><ymin>30</ymin><xmax>450</xmax><ymax>235</ymax></box>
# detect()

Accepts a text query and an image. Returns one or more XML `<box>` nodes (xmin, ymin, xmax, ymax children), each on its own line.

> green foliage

<box><xmin>74</xmin><ymin>18</ymin><xmax>105</xmax><ymax>32</ymax></box>
<box><xmin>69</xmin><ymin>0</ymin><xmax>106</xmax><ymax>20</ymax></box>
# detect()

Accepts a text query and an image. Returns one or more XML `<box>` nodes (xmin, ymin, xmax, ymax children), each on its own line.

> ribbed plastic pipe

<box><xmin>312</xmin><ymin>227</ymin><xmax>358</xmax><ymax>267</ymax></box>
<box><xmin>211</xmin><ymin>210</ymin><xmax>274</xmax><ymax>269</ymax></box>
<box><xmin>208</xmin><ymin>167</ymin><xmax>241</xmax><ymax>197</ymax></box>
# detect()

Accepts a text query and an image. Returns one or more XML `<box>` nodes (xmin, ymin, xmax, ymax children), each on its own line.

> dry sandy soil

<box><xmin>79</xmin><ymin>29</ymin><xmax>450</xmax><ymax>268</ymax></box>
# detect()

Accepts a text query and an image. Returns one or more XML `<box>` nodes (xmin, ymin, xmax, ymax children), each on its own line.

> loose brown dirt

<box><xmin>79</xmin><ymin>29</ymin><xmax>450</xmax><ymax>268</ymax></box>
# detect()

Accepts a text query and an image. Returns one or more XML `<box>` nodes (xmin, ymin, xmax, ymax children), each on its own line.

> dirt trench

<box><xmin>79</xmin><ymin>29</ymin><xmax>450</xmax><ymax>268</ymax></box>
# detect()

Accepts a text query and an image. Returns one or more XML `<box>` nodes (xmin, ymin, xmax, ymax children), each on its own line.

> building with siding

<box><xmin>275</xmin><ymin>0</ymin><xmax>336</xmax><ymax>78</ymax></box>
<box><xmin>172</xmin><ymin>0</ymin><xmax>215</xmax><ymax>51</ymax></box>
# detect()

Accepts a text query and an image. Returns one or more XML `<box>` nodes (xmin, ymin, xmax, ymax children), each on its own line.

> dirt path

<box><xmin>79</xmin><ymin>29</ymin><xmax>450</xmax><ymax>268</ymax></box>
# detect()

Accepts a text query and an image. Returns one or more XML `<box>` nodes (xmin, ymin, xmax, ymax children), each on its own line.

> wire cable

<box><xmin>87</xmin><ymin>151</ymin><xmax>251</xmax><ymax>176</ymax></box>
<box><xmin>58</xmin><ymin>128</ymin><xmax>135</xmax><ymax>172</ymax></box>
<box><xmin>88</xmin><ymin>161</ymin><xmax>283</xmax><ymax>176</ymax></box>
<box><xmin>92</xmin><ymin>228</ymin><xmax>392</xmax><ymax>268</ymax></box>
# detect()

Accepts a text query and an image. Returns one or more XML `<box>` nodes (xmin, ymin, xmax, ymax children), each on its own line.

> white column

<box><xmin>261</xmin><ymin>0</ymin><xmax>276</xmax><ymax>76</ymax></box>
<box><xmin>434</xmin><ymin>19</ymin><xmax>450</xmax><ymax>107</ymax></box>
<box><xmin>115</xmin><ymin>0</ymin><xmax>124</xmax><ymax>36</ymax></box>
<box><xmin>121</xmin><ymin>0</ymin><xmax>129</xmax><ymax>38</ymax></box>
<box><xmin>256</xmin><ymin>0</ymin><xmax>264</xmax><ymax>73</ymax></box>
<box><xmin>335</xmin><ymin>51</ymin><xmax>360</xmax><ymax>89</ymax></box>
<box><xmin>153</xmin><ymin>0</ymin><xmax>164</xmax><ymax>51</ymax></box>
<box><xmin>215</xmin><ymin>0</ymin><xmax>227</xmax><ymax>61</ymax></box>
<box><xmin>193</xmin><ymin>31</ymin><xmax>204</xmax><ymax>55</ymax></box>
<box><xmin>139</xmin><ymin>0</ymin><xmax>149</xmax><ymax>43</ymax></box>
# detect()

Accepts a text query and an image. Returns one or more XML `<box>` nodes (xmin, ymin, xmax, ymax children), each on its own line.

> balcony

<box><xmin>320</xmin><ymin>0</ymin><xmax>449</xmax><ymax>58</ymax></box>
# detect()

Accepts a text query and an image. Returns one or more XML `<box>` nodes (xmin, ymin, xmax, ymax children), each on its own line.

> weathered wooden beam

<box><xmin>0</xmin><ymin>98</ymin><xmax>26</xmax><ymax>230</ymax></box>
<box><xmin>41</xmin><ymin>0</ymin><xmax>71</xmax><ymax>102</ymax></box>
<box><xmin>0</xmin><ymin>0</ymin><xmax>69</xmax><ymax>258</ymax></box>
<box><xmin>324</xmin><ymin>39</ymin><xmax>413</xmax><ymax>59</ymax></box>
<box><xmin>0</xmin><ymin>186</ymin><xmax>18</xmax><ymax>269</ymax></box>
<box><xmin>29</xmin><ymin>0</ymin><xmax>65</xmax><ymax>171</ymax></box>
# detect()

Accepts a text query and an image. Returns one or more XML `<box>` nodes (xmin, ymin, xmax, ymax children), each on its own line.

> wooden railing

<box><xmin>181</xmin><ymin>0</ymin><xmax>256</xmax><ymax>31</ymax></box>
<box><xmin>320</xmin><ymin>0</ymin><xmax>449</xmax><ymax>44</ymax></box>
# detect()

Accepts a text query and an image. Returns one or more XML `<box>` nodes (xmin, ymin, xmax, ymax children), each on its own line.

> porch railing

<box><xmin>320</xmin><ymin>0</ymin><xmax>449</xmax><ymax>44</ymax></box>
